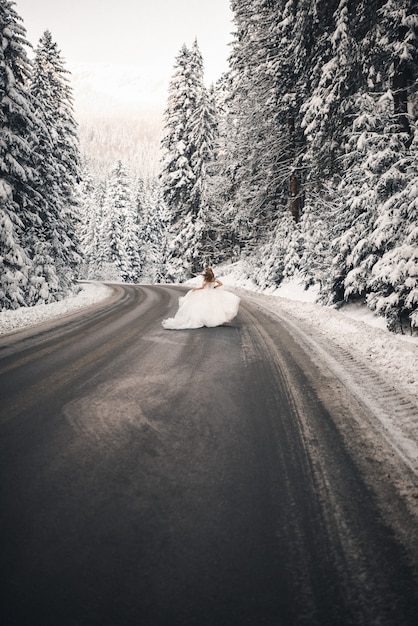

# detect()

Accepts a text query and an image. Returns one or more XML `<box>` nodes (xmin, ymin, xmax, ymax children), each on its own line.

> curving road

<box><xmin>0</xmin><ymin>284</ymin><xmax>417</xmax><ymax>626</ymax></box>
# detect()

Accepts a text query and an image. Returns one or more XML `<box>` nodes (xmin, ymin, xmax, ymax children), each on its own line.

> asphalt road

<box><xmin>0</xmin><ymin>284</ymin><xmax>417</xmax><ymax>626</ymax></box>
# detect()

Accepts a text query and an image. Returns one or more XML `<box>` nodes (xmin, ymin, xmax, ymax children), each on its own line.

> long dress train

<box><xmin>162</xmin><ymin>282</ymin><xmax>240</xmax><ymax>329</ymax></box>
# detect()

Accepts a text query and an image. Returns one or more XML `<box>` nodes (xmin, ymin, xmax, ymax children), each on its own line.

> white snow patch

<box><xmin>0</xmin><ymin>282</ymin><xmax>112</xmax><ymax>336</ymax></box>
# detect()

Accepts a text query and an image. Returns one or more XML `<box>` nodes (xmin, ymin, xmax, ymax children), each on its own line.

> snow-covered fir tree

<box><xmin>216</xmin><ymin>0</ymin><xmax>315</xmax><ymax>288</ymax></box>
<box><xmin>78</xmin><ymin>163</ymin><xmax>102</xmax><ymax>280</ymax></box>
<box><xmin>364</xmin><ymin>108</ymin><xmax>418</xmax><ymax>330</ymax></box>
<box><xmin>28</xmin><ymin>30</ymin><xmax>82</xmax><ymax>303</ymax></box>
<box><xmin>0</xmin><ymin>6</ymin><xmax>83</xmax><ymax>310</ymax></box>
<box><xmin>301</xmin><ymin>0</ymin><xmax>357</xmax><ymax>181</ymax></box>
<box><xmin>99</xmin><ymin>161</ymin><xmax>138</xmax><ymax>281</ymax></box>
<box><xmin>160</xmin><ymin>44</ymin><xmax>197</xmax><ymax>221</ymax></box>
<box><xmin>136</xmin><ymin>178</ymin><xmax>169</xmax><ymax>283</ymax></box>
<box><xmin>160</xmin><ymin>40</ymin><xmax>219</xmax><ymax>280</ymax></box>
<box><xmin>77</xmin><ymin>158</ymin><xmax>169</xmax><ymax>284</ymax></box>
<box><xmin>94</xmin><ymin>178</ymin><xmax>113</xmax><ymax>277</ymax></box>
<box><xmin>298</xmin><ymin>197</ymin><xmax>335</xmax><ymax>290</ymax></box>
<box><xmin>189</xmin><ymin>85</ymin><xmax>219</xmax><ymax>249</ymax></box>
<box><xmin>220</xmin><ymin>0</ymin><xmax>418</xmax><ymax>330</ymax></box>
<box><xmin>0</xmin><ymin>0</ymin><xmax>41</xmax><ymax>309</ymax></box>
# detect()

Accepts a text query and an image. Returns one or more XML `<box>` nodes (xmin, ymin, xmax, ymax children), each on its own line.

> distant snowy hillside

<box><xmin>77</xmin><ymin>112</ymin><xmax>162</xmax><ymax>177</ymax></box>
<box><xmin>70</xmin><ymin>62</ymin><xmax>168</xmax><ymax>119</ymax></box>
<box><xmin>71</xmin><ymin>64</ymin><xmax>164</xmax><ymax>176</ymax></box>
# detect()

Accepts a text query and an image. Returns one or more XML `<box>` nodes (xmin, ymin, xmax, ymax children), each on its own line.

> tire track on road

<box><xmin>243</xmin><ymin>293</ymin><xmax>418</xmax><ymax>476</ymax></box>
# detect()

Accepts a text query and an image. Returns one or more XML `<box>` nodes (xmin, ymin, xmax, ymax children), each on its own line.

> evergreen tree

<box><xmin>221</xmin><ymin>0</ymin><xmax>418</xmax><ymax>330</ymax></box>
<box><xmin>0</xmin><ymin>0</ymin><xmax>40</xmax><ymax>308</ymax></box>
<box><xmin>323</xmin><ymin>90</ymin><xmax>417</xmax><ymax>331</ymax></box>
<box><xmin>101</xmin><ymin>161</ymin><xmax>136</xmax><ymax>280</ymax></box>
<box><xmin>225</xmin><ymin>0</ymin><xmax>311</xmax><ymax>246</ymax></box>
<box><xmin>367</xmin><ymin>180</ymin><xmax>418</xmax><ymax>331</ymax></box>
<box><xmin>29</xmin><ymin>30</ymin><xmax>82</xmax><ymax>301</ymax></box>
<box><xmin>160</xmin><ymin>44</ymin><xmax>197</xmax><ymax>221</ymax></box>
<box><xmin>373</xmin><ymin>0</ymin><xmax>418</xmax><ymax>134</ymax></box>
<box><xmin>365</xmin><ymin>115</ymin><xmax>418</xmax><ymax>330</ymax></box>
<box><xmin>78</xmin><ymin>163</ymin><xmax>101</xmax><ymax>279</ymax></box>
<box><xmin>160</xmin><ymin>40</ymin><xmax>218</xmax><ymax>279</ymax></box>
<box><xmin>252</xmin><ymin>211</ymin><xmax>301</xmax><ymax>289</ymax></box>
<box><xmin>123</xmin><ymin>182</ymin><xmax>142</xmax><ymax>283</ymax></box>
<box><xmin>188</xmin><ymin>83</ymin><xmax>219</xmax><ymax>267</ymax></box>
<box><xmin>134</xmin><ymin>178</ymin><xmax>168</xmax><ymax>283</ymax></box>
<box><xmin>301</xmin><ymin>0</ymin><xmax>357</xmax><ymax>181</ymax></box>
<box><xmin>298</xmin><ymin>196</ymin><xmax>335</xmax><ymax>291</ymax></box>
<box><xmin>321</xmin><ymin>92</ymin><xmax>383</xmax><ymax>305</ymax></box>
<box><xmin>94</xmin><ymin>178</ymin><xmax>111</xmax><ymax>276</ymax></box>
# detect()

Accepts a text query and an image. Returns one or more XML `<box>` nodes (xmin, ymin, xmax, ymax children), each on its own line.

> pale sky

<box><xmin>13</xmin><ymin>0</ymin><xmax>234</xmax><ymax>117</ymax></box>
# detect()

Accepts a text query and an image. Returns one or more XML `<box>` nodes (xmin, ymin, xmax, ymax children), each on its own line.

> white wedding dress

<box><xmin>162</xmin><ymin>282</ymin><xmax>240</xmax><ymax>329</ymax></box>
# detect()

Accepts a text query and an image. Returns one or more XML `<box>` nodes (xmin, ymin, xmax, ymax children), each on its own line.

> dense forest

<box><xmin>0</xmin><ymin>3</ymin><xmax>80</xmax><ymax>309</ymax></box>
<box><xmin>1</xmin><ymin>0</ymin><xmax>417</xmax><ymax>332</ymax></box>
<box><xmin>220</xmin><ymin>0</ymin><xmax>418</xmax><ymax>333</ymax></box>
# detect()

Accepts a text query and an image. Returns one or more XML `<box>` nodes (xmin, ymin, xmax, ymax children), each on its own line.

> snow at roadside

<box><xmin>0</xmin><ymin>282</ymin><xmax>113</xmax><ymax>337</ymax></box>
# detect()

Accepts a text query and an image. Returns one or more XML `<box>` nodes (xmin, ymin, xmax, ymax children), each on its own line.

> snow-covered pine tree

<box><xmin>298</xmin><ymin>193</ymin><xmax>336</xmax><ymax>291</ymax></box>
<box><xmin>136</xmin><ymin>178</ymin><xmax>169</xmax><ymax>283</ymax></box>
<box><xmin>322</xmin><ymin>90</ymin><xmax>416</xmax><ymax>328</ymax></box>
<box><xmin>225</xmin><ymin>0</ymin><xmax>318</xmax><ymax>279</ymax></box>
<box><xmin>160</xmin><ymin>40</ymin><xmax>218</xmax><ymax>280</ymax></box>
<box><xmin>160</xmin><ymin>44</ymin><xmax>195</xmax><ymax>280</ymax></box>
<box><xmin>226</xmin><ymin>0</ymin><xmax>277</xmax><ymax>238</ymax></box>
<box><xmin>188</xmin><ymin>82</ymin><xmax>219</xmax><ymax>267</ymax></box>
<box><xmin>317</xmin><ymin>92</ymin><xmax>379</xmax><ymax>306</ymax></box>
<box><xmin>0</xmin><ymin>0</ymin><xmax>41</xmax><ymax>309</ymax></box>
<box><xmin>271</xmin><ymin>0</ymin><xmax>315</xmax><ymax>223</ymax></box>
<box><xmin>252</xmin><ymin>210</ymin><xmax>301</xmax><ymax>289</ymax></box>
<box><xmin>301</xmin><ymin>0</ymin><xmax>357</xmax><ymax>183</ymax></box>
<box><xmin>365</xmin><ymin>110</ymin><xmax>418</xmax><ymax>331</ymax></box>
<box><xmin>374</xmin><ymin>0</ymin><xmax>418</xmax><ymax>134</ymax></box>
<box><xmin>160</xmin><ymin>44</ymin><xmax>196</xmax><ymax>221</ymax></box>
<box><xmin>296</xmin><ymin>0</ymin><xmax>369</xmax><ymax>296</ymax></box>
<box><xmin>94</xmin><ymin>178</ymin><xmax>110</xmax><ymax>277</ymax></box>
<box><xmin>100</xmin><ymin>161</ymin><xmax>138</xmax><ymax>281</ymax></box>
<box><xmin>123</xmin><ymin>183</ymin><xmax>142</xmax><ymax>284</ymax></box>
<box><xmin>318</xmin><ymin>0</ymin><xmax>418</xmax><ymax>329</ymax></box>
<box><xmin>29</xmin><ymin>30</ymin><xmax>82</xmax><ymax>301</ymax></box>
<box><xmin>205</xmin><ymin>74</ymin><xmax>242</xmax><ymax>263</ymax></box>
<box><xmin>78</xmin><ymin>162</ymin><xmax>101</xmax><ymax>279</ymax></box>
<box><xmin>367</xmin><ymin>176</ymin><xmax>418</xmax><ymax>332</ymax></box>
<box><xmin>368</xmin><ymin>0</ymin><xmax>418</xmax><ymax>328</ymax></box>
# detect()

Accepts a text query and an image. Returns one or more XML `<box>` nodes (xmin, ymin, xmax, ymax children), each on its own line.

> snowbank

<box><xmin>0</xmin><ymin>282</ymin><xmax>113</xmax><ymax>336</ymax></box>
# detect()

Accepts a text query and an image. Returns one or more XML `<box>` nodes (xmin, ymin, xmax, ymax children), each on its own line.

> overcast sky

<box><xmin>13</xmin><ymin>0</ymin><xmax>234</xmax><ymax>117</ymax></box>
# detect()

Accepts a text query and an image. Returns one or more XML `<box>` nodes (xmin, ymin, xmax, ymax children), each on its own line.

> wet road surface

<box><xmin>0</xmin><ymin>284</ymin><xmax>417</xmax><ymax>625</ymax></box>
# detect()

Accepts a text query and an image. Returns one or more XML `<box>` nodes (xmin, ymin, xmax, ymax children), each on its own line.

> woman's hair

<box><xmin>203</xmin><ymin>267</ymin><xmax>215</xmax><ymax>282</ymax></box>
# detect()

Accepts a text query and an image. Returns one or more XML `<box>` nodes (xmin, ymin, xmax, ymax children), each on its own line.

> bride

<box><xmin>162</xmin><ymin>267</ymin><xmax>240</xmax><ymax>330</ymax></box>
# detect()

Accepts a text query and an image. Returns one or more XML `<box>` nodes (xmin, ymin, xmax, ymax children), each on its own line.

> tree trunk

<box><xmin>393</xmin><ymin>62</ymin><xmax>410</xmax><ymax>134</ymax></box>
<box><xmin>288</xmin><ymin>110</ymin><xmax>300</xmax><ymax>222</ymax></box>
<box><xmin>290</xmin><ymin>173</ymin><xmax>300</xmax><ymax>222</ymax></box>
